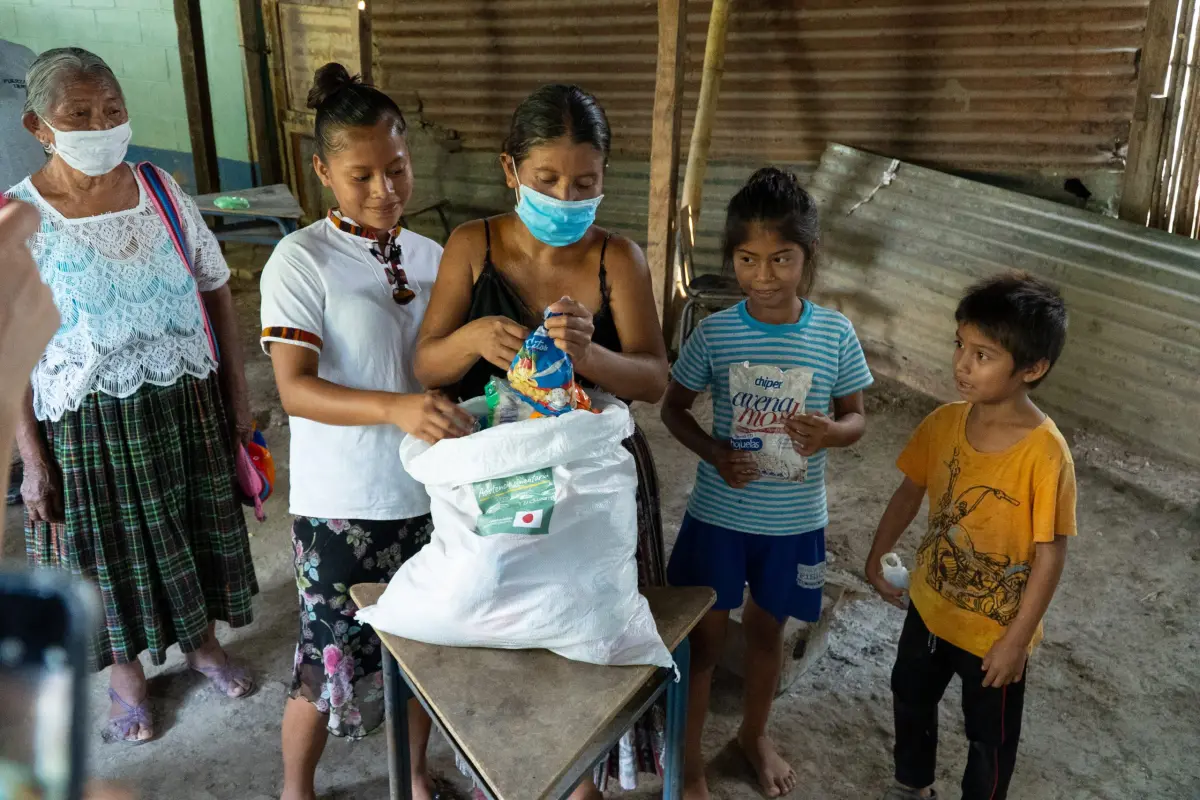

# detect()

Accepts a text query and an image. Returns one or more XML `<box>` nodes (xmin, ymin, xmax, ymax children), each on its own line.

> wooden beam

<box><xmin>680</xmin><ymin>0</ymin><xmax>732</xmax><ymax>215</ymax></box>
<box><xmin>235</xmin><ymin>0</ymin><xmax>281</xmax><ymax>185</ymax></box>
<box><xmin>647</xmin><ymin>0</ymin><xmax>688</xmax><ymax>337</ymax></box>
<box><xmin>1170</xmin><ymin>86</ymin><xmax>1200</xmax><ymax>236</ymax></box>
<box><xmin>1120</xmin><ymin>0</ymin><xmax>1181</xmax><ymax>223</ymax></box>
<box><xmin>259</xmin><ymin>0</ymin><xmax>295</xmax><ymax>194</ymax></box>
<box><xmin>174</xmin><ymin>0</ymin><xmax>220</xmax><ymax>194</ymax></box>
<box><xmin>358</xmin><ymin>1</ymin><xmax>373</xmax><ymax>85</ymax></box>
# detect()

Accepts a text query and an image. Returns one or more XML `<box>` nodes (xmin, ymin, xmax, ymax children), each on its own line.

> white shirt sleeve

<box><xmin>259</xmin><ymin>237</ymin><xmax>325</xmax><ymax>355</ymax></box>
<box><xmin>160</xmin><ymin>167</ymin><xmax>230</xmax><ymax>292</ymax></box>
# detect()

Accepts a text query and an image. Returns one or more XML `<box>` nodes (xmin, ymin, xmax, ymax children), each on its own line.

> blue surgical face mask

<box><xmin>513</xmin><ymin>173</ymin><xmax>603</xmax><ymax>248</ymax></box>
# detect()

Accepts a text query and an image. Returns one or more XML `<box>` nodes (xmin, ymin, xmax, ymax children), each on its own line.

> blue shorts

<box><xmin>666</xmin><ymin>512</ymin><xmax>826</xmax><ymax>623</ymax></box>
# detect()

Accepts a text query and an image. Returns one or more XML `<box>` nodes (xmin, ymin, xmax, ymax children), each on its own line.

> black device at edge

<box><xmin>0</xmin><ymin>567</ymin><xmax>99</xmax><ymax>800</ymax></box>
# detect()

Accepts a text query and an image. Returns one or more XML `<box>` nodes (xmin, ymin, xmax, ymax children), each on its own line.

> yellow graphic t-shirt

<box><xmin>897</xmin><ymin>402</ymin><xmax>1077</xmax><ymax>658</ymax></box>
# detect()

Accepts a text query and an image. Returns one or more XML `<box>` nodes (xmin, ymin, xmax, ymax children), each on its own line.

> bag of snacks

<box><xmin>728</xmin><ymin>362</ymin><xmax>815</xmax><ymax>482</ymax></box>
<box><xmin>507</xmin><ymin>310</ymin><xmax>592</xmax><ymax>417</ymax></box>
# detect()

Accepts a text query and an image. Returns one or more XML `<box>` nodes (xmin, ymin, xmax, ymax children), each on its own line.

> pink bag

<box><xmin>236</xmin><ymin>445</ymin><xmax>266</xmax><ymax>522</ymax></box>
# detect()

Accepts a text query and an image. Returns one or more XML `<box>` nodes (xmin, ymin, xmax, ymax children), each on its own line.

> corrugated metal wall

<box><xmin>373</xmin><ymin>0</ymin><xmax>1146</xmax><ymax>170</ymax></box>
<box><xmin>262</xmin><ymin>0</ymin><xmax>364</xmax><ymax>217</ymax></box>
<box><xmin>809</xmin><ymin>144</ymin><xmax>1200</xmax><ymax>463</ymax></box>
<box><xmin>375</xmin><ymin>0</ymin><xmax>1149</xmax><ymax>284</ymax></box>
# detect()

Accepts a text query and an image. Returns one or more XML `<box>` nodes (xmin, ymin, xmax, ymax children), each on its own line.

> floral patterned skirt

<box><xmin>289</xmin><ymin>515</ymin><xmax>432</xmax><ymax>738</ymax></box>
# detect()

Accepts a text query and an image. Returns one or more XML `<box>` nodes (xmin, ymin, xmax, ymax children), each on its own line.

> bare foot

<box><xmin>84</xmin><ymin>781</ymin><xmax>135</xmax><ymax>800</ymax></box>
<box><xmin>683</xmin><ymin>772</ymin><xmax>712</xmax><ymax>800</ymax></box>
<box><xmin>411</xmin><ymin>774</ymin><xmax>433</xmax><ymax>800</ymax></box>
<box><xmin>737</xmin><ymin>730</ymin><xmax>796</xmax><ymax>798</ymax></box>
<box><xmin>566</xmin><ymin>777</ymin><xmax>602</xmax><ymax>799</ymax></box>
<box><xmin>279</xmin><ymin>790</ymin><xmax>317</xmax><ymax>800</ymax></box>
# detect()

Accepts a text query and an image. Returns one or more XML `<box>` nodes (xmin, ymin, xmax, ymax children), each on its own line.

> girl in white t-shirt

<box><xmin>260</xmin><ymin>63</ymin><xmax>472</xmax><ymax>800</ymax></box>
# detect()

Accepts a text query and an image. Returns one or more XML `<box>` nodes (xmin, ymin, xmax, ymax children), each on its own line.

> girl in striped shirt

<box><xmin>661</xmin><ymin>168</ymin><xmax>873</xmax><ymax>799</ymax></box>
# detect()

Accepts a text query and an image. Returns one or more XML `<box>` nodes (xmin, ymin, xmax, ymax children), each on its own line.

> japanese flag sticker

<box><xmin>512</xmin><ymin>509</ymin><xmax>544</xmax><ymax>528</ymax></box>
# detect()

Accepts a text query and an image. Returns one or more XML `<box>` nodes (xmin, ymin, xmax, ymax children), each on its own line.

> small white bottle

<box><xmin>880</xmin><ymin>552</ymin><xmax>910</xmax><ymax>590</ymax></box>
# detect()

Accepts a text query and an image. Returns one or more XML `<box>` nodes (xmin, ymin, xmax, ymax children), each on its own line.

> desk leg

<box><xmin>383</xmin><ymin>649</ymin><xmax>413</xmax><ymax>800</ymax></box>
<box><xmin>663</xmin><ymin>637</ymin><xmax>691</xmax><ymax>800</ymax></box>
<box><xmin>269</xmin><ymin>217</ymin><xmax>299</xmax><ymax>239</ymax></box>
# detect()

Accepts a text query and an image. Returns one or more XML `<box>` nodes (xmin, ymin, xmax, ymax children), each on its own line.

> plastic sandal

<box><xmin>101</xmin><ymin>688</ymin><xmax>153</xmax><ymax>744</ymax></box>
<box><xmin>190</xmin><ymin>653</ymin><xmax>257</xmax><ymax>699</ymax></box>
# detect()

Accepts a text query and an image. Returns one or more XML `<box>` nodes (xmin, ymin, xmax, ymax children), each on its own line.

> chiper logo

<box><xmin>754</xmin><ymin>376</ymin><xmax>784</xmax><ymax>390</ymax></box>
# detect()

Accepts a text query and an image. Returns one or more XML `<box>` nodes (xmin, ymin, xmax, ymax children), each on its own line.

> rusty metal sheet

<box><xmin>371</xmin><ymin>0</ymin><xmax>1147</xmax><ymax>171</ymax></box>
<box><xmin>808</xmin><ymin>143</ymin><xmax>1200</xmax><ymax>463</ymax></box>
<box><xmin>278</xmin><ymin>1</ymin><xmax>360</xmax><ymax>114</ymax></box>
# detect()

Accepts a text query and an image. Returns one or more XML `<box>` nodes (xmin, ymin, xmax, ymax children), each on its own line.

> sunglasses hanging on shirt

<box><xmin>369</xmin><ymin>238</ymin><xmax>416</xmax><ymax>306</ymax></box>
<box><xmin>328</xmin><ymin>209</ymin><xmax>416</xmax><ymax>306</ymax></box>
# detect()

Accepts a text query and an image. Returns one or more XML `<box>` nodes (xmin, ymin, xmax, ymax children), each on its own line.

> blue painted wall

<box><xmin>128</xmin><ymin>145</ymin><xmax>255</xmax><ymax>195</ymax></box>
<box><xmin>4</xmin><ymin>0</ymin><xmax>256</xmax><ymax>194</ymax></box>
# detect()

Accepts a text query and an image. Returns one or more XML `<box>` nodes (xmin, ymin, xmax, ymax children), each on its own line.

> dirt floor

<box><xmin>6</xmin><ymin>272</ymin><xmax>1200</xmax><ymax>800</ymax></box>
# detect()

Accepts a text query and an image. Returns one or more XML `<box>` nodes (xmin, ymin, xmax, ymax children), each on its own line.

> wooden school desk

<box><xmin>350</xmin><ymin>584</ymin><xmax>716</xmax><ymax>800</ymax></box>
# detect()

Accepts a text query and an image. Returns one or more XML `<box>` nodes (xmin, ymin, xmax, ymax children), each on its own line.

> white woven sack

<box><xmin>357</xmin><ymin>395</ymin><xmax>674</xmax><ymax>669</ymax></box>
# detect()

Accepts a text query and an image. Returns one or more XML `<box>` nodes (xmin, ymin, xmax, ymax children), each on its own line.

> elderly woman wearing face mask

<box><xmin>5</xmin><ymin>47</ymin><xmax>258</xmax><ymax>744</ymax></box>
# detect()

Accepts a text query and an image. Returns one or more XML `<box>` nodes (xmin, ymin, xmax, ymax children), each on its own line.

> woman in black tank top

<box><xmin>414</xmin><ymin>85</ymin><xmax>670</xmax><ymax>798</ymax></box>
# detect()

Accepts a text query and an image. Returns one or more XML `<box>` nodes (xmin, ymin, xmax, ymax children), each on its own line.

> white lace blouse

<box><xmin>6</xmin><ymin>165</ymin><xmax>229</xmax><ymax>422</ymax></box>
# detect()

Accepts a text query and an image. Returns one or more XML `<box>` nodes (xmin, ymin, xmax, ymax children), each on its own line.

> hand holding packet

<box><xmin>507</xmin><ymin>308</ymin><xmax>593</xmax><ymax>417</ymax></box>
<box><xmin>728</xmin><ymin>362</ymin><xmax>814</xmax><ymax>482</ymax></box>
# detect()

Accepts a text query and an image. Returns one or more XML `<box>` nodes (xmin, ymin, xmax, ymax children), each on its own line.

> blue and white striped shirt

<box><xmin>672</xmin><ymin>300</ymin><xmax>874</xmax><ymax>536</ymax></box>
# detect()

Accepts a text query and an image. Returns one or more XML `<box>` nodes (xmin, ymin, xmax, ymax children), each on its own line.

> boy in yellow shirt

<box><xmin>866</xmin><ymin>273</ymin><xmax>1077</xmax><ymax>800</ymax></box>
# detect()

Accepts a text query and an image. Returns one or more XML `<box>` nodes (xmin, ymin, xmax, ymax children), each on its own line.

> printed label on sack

<box><xmin>729</xmin><ymin>362</ymin><xmax>815</xmax><ymax>483</ymax></box>
<box><xmin>472</xmin><ymin>468</ymin><xmax>556</xmax><ymax>536</ymax></box>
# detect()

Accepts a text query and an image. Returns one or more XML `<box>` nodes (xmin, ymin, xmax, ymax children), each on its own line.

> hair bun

<box><xmin>306</xmin><ymin>63</ymin><xmax>360</xmax><ymax>111</ymax></box>
<box><xmin>747</xmin><ymin>166</ymin><xmax>802</xmax><ymax>194</ymax></box>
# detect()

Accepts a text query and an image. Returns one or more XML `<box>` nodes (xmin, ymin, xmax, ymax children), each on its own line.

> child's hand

<box><xmin>786</xmin><ymin>412</ymin><xmax>832</xmax><ymax>456</ymax></box>
<box><xmin>981</xmin><ymin>633</ymin><xmax>1028</xmax><ymax>687</ymax></box>
<box><xmin>709</xmin><ymin>443</ymin><xmax>758</xmax><ymax>489</ymax></box>
<box><xmin>865</xmin><ymin>554</ymin><xmax>908</xmax><ymax>609</ymax></box>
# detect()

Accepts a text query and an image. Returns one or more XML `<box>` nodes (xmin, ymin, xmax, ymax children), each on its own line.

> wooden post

<box><xmin>1171</xmin><ymin>87</ymin><xmax>1200</xmax><ymax>237</ymax></box>
<box><xmin>647</xmin><ymin>0</ymin><xmax>689</xmax><ymax>332</ymax></box>
<box><xmin>236</xmin><ymin>0</ymin><xmax>281</xmax><ymax>185</ymax></box>
<box><xmin>1160</xmin><ymin>0</ymin><xmax>1200</xmax><ymax>235</ymax></box>
<box><xmin>680</xmin><ymin>0</ymin><xmax>732</xmax><ymax>215</ymax></box>
<box><xmin>1120</xmin><ymin>0</ymin><xmax>1181</xmax><ymax>224</ymax></box>
<box><xmin>358</xmin><ymin>0</ymin><xmax>373</xmax><ymax>85</ymax></box>
<box><xmin>1125</xmin><ymin>94</ymin><xmax>1169</xmax><ymax>226</ymax></box>
<box><xmin>174</xmin><ymin>0</ymin><xmax>220</xmax><ymax>195</ymax></box>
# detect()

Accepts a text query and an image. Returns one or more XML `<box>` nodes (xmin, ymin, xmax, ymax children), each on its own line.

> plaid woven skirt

<box><xmin>25</xmin><ymin>374</ymin><xmax>258</xmax><ymax>669</ymax></box>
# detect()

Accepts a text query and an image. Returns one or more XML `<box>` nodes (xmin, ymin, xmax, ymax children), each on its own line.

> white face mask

<box><xmin>44</xmin><ymin>121</ymin><xmax>132</xmax><ymax>177</ymax></box>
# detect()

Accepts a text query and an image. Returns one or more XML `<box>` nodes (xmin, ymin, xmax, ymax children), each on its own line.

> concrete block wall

<box><xmin>1</xmin><ymin>0</ymin><xmax>254</xmax><ymax>191</ymax></box>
